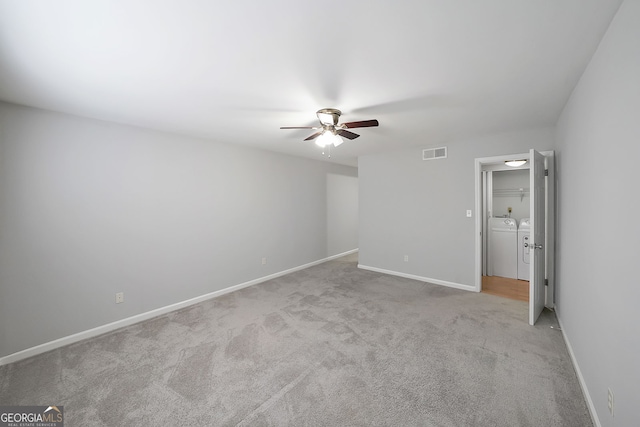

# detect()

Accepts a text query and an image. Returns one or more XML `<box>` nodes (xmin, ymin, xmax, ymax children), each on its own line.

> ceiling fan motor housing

<box><xmin>316</xmin><ymin>108</ymin><xmax>342</xmax><ymax>125</ymax></box>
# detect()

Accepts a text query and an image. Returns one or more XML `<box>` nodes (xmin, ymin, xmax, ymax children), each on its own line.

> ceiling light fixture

<box><xmin>505</xmin><ymin>159</ymin><xmax>527</xmax><ymax>167</ymax></box>
<box><xmin>315</xmin><ymin>131</ymin><xmax>343</xmax><ymax>148</ymax></box>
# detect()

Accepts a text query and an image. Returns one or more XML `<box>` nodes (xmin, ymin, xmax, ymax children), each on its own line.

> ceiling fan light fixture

<box><xmin>505</xmin><ymin>159</ymin><xmax>527</xmax><ymax>167</ymax></box>
<box><xmin>315</xmin><ymin>131</ymin><xmax>342</xmax><ymax>147</ymax></box>
<box><xmin>315</xmin><ymin>134</ymin><xmax>328</xmax><ymax>147</ymax></box>
<box><xmin>281</xmin><ymin>107</ymin><xmax>378</xmax><ymax>148</ymax></box>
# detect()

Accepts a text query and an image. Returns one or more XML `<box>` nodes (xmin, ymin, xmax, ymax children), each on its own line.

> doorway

<box><xmin>483</xmin><ymin>168</ymin><xmax>530</xmax><ymax>301</ymax></box>
<box><xmin>474</xmin><ymin>150</ymin><xmax>555</xmax><ymax>325</ymax></box>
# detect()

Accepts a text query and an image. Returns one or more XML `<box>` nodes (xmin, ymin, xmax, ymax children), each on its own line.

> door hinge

<box><xmin>544</xmin><ymin>169</ymin><xmax>549</xmax><ymax>176</ymax></box>
<box><xmin>545</xmin><ymin>279</ymin><xmax>549</xmax><ymax>286</ymax></box>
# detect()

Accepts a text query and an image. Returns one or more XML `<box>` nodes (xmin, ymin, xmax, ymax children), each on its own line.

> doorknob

<box><xmin>532</xmin><ymin>243</ymin><xmax>543</xmax><ymax>250</ymax></box>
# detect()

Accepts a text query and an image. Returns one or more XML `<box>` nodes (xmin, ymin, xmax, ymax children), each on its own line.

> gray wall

<box><xmin>555</xmin><ymin>1</ymin><xmax>639</xmax><ymax>425</ymax></box>
<box><xmin>327</xmin><ymin>173</ymin><xmax>358</xmax><ymax>255</ymax></box>
<box><xmin>358</xmin><ymin>127</ymin><xmax>554</xmax><ymax>287</ymax></box>
<box><xmin>0</xmin><ymin>103</ymin><xmax>357</xmax><ymax>358</ymax></box>
<box><xmin>492</xmin><ymin>169</ymin><xmax>530</xmax><ymax>222</ymax></box>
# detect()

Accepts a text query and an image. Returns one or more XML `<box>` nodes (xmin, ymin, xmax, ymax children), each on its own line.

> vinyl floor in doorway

<box><xmin>482</xmin><ymin>275</ymin><xmax>530</xmax><ymax>302</ymax></box>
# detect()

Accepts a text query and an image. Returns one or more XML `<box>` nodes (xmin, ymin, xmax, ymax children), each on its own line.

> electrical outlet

<box><xmin>466</xmin><ymin>210</ymin><xmax>472</xmax><ymax>217</ymax></box>
<box><xmin>404</xmin><ymin>255</ymin><xmax>409</xmax><ymax>262</ymax></box>
<box><xmin>607</xmin><ymin>388</ymin><xmax>614</xmax><ymax>416</ymax></box>
<box><xmin>262</xmin><ymin>257</ymin><xmax>267</xmax><ymax>265</ymax></box>
<box><xmin>115</xmin><ymin>292</ymin><xmax>124</xmax><ymax>304</ymax></box>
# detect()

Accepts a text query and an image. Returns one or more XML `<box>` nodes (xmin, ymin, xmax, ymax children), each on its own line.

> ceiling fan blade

<box><xmin>280</xmin><ymin>126</ymin><xmax>319</xmax><ymax>129</ymax></box>
<box><xmin>304</xmin><ymin>131</ymin><xmax>323</xmax><ymax>141</ymax></box>
<box><xmin>337</xmin><ymin>129</ymin><xmax>360</xmax><ymax>140</ymax></box>
<box><xmin>341</xmin><ymin>119</ymin><xmax>379</xmax><ymax>129</ymax></box>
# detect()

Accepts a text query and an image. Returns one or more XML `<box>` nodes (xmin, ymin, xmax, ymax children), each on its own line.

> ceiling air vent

<box><xmin>423</xmin><ymin>146</ymin><xmax>447</xmax><ymax>160</ymax></box>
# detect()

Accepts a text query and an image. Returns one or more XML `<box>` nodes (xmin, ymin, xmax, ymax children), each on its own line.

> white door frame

<box><xmin>474</xmin><ymin>151</ymin><xmax>555</xmax><ymax>309</ymax></box>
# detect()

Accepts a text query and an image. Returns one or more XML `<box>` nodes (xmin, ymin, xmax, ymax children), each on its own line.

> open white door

<box><xmin>529</xmin><ymin>150</ymin><xmax>546</xmax><ymax>325</ymax></box>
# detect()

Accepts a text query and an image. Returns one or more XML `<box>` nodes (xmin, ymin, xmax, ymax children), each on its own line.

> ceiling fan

<box><xmin>280</xmin><ymin>108</ymin><xmax>379</xmax><ymax>148</ymax></box>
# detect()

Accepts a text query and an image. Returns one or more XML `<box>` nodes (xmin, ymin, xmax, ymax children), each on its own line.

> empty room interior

<box><xmin>0</xmin><ymin>1</ymin><xmax>638</xmax><ymax>426</ymax></box>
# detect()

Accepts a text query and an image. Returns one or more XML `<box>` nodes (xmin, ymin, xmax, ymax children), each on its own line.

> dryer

<box><xmin>489</xmin><ymin>217</ymin><xmax>518</xmax><ymax>279</ymax></box>
<box><xmin>517</xmin><ymin>218</ymin><xmax>531</xmax><ymax>281</ymax></box>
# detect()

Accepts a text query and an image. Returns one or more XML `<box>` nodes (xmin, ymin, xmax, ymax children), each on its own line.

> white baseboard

<box><xmin>556</xmin><ymin>313</ymin><xmax>600</xmax><ymax>427</ymax></box>
<box><xmin>357</xmin><ymin>264</ymin><xmax>474</xmax><ymax>292</ymax></box>
<box><xmin>0</xmin><ymin>249</ymin><xmax>358</xmax><ymax>366</ymax></box>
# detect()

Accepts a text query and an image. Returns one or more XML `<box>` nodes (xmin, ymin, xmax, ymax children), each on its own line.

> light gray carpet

<box><xmin>0</xmin><ymin>254</ymin><xmax>592</xmax><ymax>426</ymax></box>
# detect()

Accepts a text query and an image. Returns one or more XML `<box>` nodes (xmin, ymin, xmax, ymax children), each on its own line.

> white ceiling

<box><xmin>0</xmin><ymin>1</ymin><xmax>622</xmax><ymax>166</ymax></box>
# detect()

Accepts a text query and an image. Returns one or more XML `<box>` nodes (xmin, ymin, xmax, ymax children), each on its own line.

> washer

<box><xmin>517</xmin><ymin>218</ymin><xmax>531</xmax><ymax>281</ymax></box>
<box><xmin>489</xmin><ymin>217</ymin><xmax>518</xmax><ymax>279</ymax></box>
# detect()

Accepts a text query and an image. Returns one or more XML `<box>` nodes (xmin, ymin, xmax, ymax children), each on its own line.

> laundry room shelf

<box><xmin>493</xmin><ymin>188</ymin><xmax>529</xmax><ymax>201</ymax></box>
